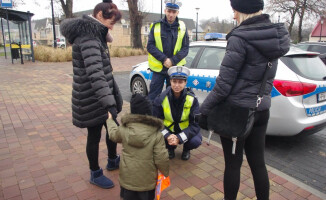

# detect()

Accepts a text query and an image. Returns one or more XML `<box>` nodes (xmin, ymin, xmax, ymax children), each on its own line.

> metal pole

<box><xmin>1</xmin><ymin>18</ymin><xmax>7</xmax><ymax>59</ymax></box>
<box><xmin>160</xmin><ymin>0</ymin><xmax>162</xmax><ymax>19</ymax></box>
<box><xmin>196</xmin><ymin>11</ymin><xmax>198</xmax><ymax>41</ymax></box>
<box><xmin>278</xmin><ymin>15</ymin><xmax>280</xmax><ymax>23</ymax></box>
<box><xmin>320</xmin><ymin>20</ymin><xmax>323</xmax><ymax>42</ymax></box>
<box><xmin>27</xmin><ymin>11</ymin><xmax>35</xmax><ymax>62</ymax></box>
<box><xmin>6</xmin><ymin>9</ymin><xmax>13</xmax><ymax>64</ymax></box>
<box><xmin>51</xmin><ymin>0</ymin><xmax>57</xmax><ymax>48</ymax></box>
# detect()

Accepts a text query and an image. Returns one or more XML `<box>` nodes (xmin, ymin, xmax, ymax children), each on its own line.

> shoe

<box><xmin>106</xmin><ymin>155</ymin><xmax>120</xmax><ymax>171</ymax></box>
<box><xmin>181</xmin><ymin>150</ymin><xmax>190</xmax><ymax>160</ymax></box>
<box><xmin>90</xmin><ymin>168</ymin><xmax>114</xmax><ymax>189</ymax></box>
<box><xmin>168</xmin><ymin>149</ymin><xmax>175</xmax><ymax>159</ymax></box>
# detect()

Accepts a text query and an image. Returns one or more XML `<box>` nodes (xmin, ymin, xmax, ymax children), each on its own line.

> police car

<box><xmin>129</xmin><ymin>41</ymin><xmax>326</xmax><ymax>136</ymax></box>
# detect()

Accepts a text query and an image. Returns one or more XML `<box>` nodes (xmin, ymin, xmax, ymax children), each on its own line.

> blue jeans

<box><xmin>148</xmin><ymin>71</ymin><xmax>170</xmax><ymax>101</ymax></box>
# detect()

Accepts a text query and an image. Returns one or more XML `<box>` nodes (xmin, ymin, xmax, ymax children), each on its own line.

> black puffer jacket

<box><xmin>200</xmin><ymin>14</ymin><xmax>290</xmax><ymax>115</ymax></box>
<box><xmin>60</xmin><ymin>15</ymin><xmax>123</xmax><ymax>128</ymax></box>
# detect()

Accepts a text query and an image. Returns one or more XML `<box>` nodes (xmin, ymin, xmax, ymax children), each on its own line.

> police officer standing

<box><xmin>147</xmin><ymin>0</ymin><xmax>189</xmax><ymax>101</ymax></box>
<box><xmin>153</xmin><ymin>66</ymin><xmax>202</xmax><ymax>160</ymax></box>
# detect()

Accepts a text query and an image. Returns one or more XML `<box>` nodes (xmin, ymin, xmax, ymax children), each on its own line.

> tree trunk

<box><xmin>59</xmin><ymin>0</ymin><xmax>73</xmax><ymax>18</ymax></box>
<box><xmin>288</xmin><ymin>9</ymin><xmax>297</xmax><ymax>36</ymax></box>
<box><xmin>298</xmin><ymin>0</ymin><xmax>307</xmax><ymax>42</ymax></box>
<box><xmin>127</xmin><ymin>0</ymin><xmax>143</xmax><ymax>49</ymax></box>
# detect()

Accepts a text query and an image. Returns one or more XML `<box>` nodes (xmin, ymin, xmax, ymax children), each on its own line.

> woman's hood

<box><xmin>227</xmin><ymin>14</ymin><xmax>290</xmax><ymax>60</ymax></box>
<box><xmin>60</xmin><ymin>15</ymin><xmax>108</xmax><ymax>44</ymax></box>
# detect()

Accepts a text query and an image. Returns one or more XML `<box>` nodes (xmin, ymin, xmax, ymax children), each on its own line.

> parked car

<box><xmin>129</xmin><ymin>41</ymin><xmax>326</xmax><ymax>136</ymax></box>
<box><xmin>295</xmin><ymin>42</ymin><xmax>326</xmax><ymax>64</ymax></box>
<box><xmin>52</xmin><ymin>38</ymin><xmax>66</xmax><ymax>48</ymax></box>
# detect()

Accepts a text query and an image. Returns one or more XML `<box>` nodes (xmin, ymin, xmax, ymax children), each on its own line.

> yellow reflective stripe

<box><xmin>149</xmin><ymin>23</ymin><xmax>164</xmax><ymax>72</ymax></box>
<box><xmin>179</xmin><ymin>95</ymin><xmax>194</xmax><ymax>130</ymax></box>
<box><xmin>162</xmin><ymin>96</ymin><xmax>174</xmax><ymax>132</ymax></box>
<box><xmin>174</xmin><ymin>21</ymin><xmax>186</xmax><ymax>66</ymax></box>
<box><xmin>153</xmin><ymin>23</ymin><xmax>163</xmax><ymax>51</ymax></box>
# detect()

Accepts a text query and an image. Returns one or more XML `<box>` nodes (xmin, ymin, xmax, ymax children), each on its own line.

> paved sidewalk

<box><xmin>0</xmin><ymin>57</ymin><xmax>325</xmax><ymax>200</ymax></box>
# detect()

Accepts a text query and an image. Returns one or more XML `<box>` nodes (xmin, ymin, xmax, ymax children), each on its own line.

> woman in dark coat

<box><xmin>60</xmin><ymin>0</ymin><xmax>122</xmax><ymax>189</ymax></box>
<box><xmin>199</xmin><ymin>0</ymin><xmax>290</xmax><ymax>199</ymax></box>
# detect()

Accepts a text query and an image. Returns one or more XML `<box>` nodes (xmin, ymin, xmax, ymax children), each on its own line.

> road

<box><xmin>114</xmin><ymin>72</ymin><xmax>326</xmax><ymax>193</ymax></box>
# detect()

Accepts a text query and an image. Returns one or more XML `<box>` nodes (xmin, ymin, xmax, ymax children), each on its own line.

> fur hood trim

<box><xmin>60</xmin><ymin>15</ymin><xmax>108</xmax><ymax>44</ymax></box>
<box><xmin>121</xmin><ymin>114</ymin><xmax>164</xmax><ymax>130</ymax></box>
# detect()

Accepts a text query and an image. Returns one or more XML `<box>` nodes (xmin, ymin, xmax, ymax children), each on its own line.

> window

<box><xmin>196</xmin><ymin>47</ymin><xmax>226</xmax><ymax>70</ymax></box>
<box><xmin>185</xmin><ymin>47</ymin><xmax>200</xmax><ymax>68</ymax></box>
<box><xmin>123</xmin><ymin>25</ymin><xmax>130</xmax><ymax>35</ymax></box>
<box><xmin>280</xmin><ymin>56</ymin><xmax>326</xmax><ymax>81</ymax></box>
<box><xmin>309</xmin><ymin>45</ymin><xmax>326</xmax><ymax>54</ymax></box>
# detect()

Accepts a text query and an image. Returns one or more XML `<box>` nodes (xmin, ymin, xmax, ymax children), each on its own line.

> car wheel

<box><xmin>131</xmin><ymin>76</ymin><xmax>147</xmax><ymax>95</ymax></box>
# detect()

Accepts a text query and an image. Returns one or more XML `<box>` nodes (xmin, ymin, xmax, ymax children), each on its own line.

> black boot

<box><xmin>181</xmin><ymin>149</ymin><xmax>190</xmax><ymax>160</ymax></box>
<box><xmin>168</xmin><ymin>149</ymin><xmax>175</xmax><ymax>159</ymax></box>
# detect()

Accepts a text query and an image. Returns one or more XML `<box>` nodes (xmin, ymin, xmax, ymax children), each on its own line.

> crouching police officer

<box><xmin>153</xmin><ymin>66</ymin><xmax>202</xmax><ymax>160</ymax></box>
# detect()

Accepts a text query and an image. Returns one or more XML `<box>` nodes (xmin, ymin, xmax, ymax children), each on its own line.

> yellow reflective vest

<box><xmin>162</xmin><ymin>94</ymin><xmax>194</xmax><ymax>132</ymax></box>
<box><xmin>148</xmin><ymin>20</ymin><xmax>187</xmax><ymax>72</ymax></box>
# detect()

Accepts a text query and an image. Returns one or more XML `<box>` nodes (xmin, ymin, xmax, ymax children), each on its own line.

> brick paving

<box><xmin>0</xmin><ymin>56</ymin><xmax>325</xmax><ymax>200</ymax></box>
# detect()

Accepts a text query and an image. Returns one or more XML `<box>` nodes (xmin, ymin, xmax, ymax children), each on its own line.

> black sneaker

<box><xmin>168</xmin><ymin>149</ymin><xmax>175</xmax><ymax>159</ymax></box>
<box><xmin>181</xmin><ymin>150</ymin><xmax>190</xmax><ymax>160</ymax></box>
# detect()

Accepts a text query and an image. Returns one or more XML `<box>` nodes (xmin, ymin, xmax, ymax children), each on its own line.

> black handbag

<box><xmin>207</xmin><ymin>61</ymin><xmax>272</xmax><ymax>154</ymax></box>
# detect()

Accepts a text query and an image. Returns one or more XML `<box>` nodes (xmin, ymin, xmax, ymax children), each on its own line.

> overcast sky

<box><xmin>15</xmin><ymin>0</ymin><xmax>234</xmax><ymax>22</ymax></box>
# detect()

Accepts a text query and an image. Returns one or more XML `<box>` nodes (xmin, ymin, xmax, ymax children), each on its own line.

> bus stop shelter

<box><xmin>0</xmin><ymin>8</ymin><xmax>35</xmax><ymax>63</ymax></box>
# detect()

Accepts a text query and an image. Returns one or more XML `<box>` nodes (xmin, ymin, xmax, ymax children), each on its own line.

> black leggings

<box><xmin>220</xmin><ymin>110</ymin><xmax>270</xmax><ymax>200</ymax></box>
<box><xmin>86</xmin><ymin>123</ymin><xmax>117</xmax><ymax>171</ymax></box>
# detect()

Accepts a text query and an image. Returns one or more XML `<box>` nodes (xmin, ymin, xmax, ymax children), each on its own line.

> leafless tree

<box><xmin>123</xmin><ymin>0</ymin><xmax>144</xmax><ymax>49</ymax></box>
<box><xmin>266</xmin><ymin>0</ymin><xmax>299</xmax><ymax>36</ymax></box>
<box><xmin>55</xmin><ymin>0</ymin><xmax>73</xmax><ymax>18</ymax></box>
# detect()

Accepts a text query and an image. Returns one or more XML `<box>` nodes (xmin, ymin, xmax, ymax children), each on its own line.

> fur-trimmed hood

<box><xmin>60</xmin><ymin>15</ymin><xmax>108</xmax><ymax>44</ymax></box>
<box><xmin>121</xmin><ymin>114</ymin><xmax>164</xmax><ymax>130</ymax></box>
<box><xmin>120</xmin><ymin>114</ymin><xmax>164</xmax><ymax>148</ymax></box>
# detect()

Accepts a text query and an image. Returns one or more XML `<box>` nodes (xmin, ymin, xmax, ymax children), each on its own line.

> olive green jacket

<box><xmin>107</xmin><ymin>114</ymin><xmax>169</xmax><ymax>191</ymax></box>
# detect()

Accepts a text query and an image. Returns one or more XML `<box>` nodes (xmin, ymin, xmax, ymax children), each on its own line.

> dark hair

<box><xmin>93</xmin><ymin>1</ymin><xmax>122</xmax><ymax>22</ymax></box>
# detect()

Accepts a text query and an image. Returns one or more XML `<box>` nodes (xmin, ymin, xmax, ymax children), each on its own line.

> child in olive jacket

<box><xmin>107</xmin><ymin>94</ymin><xmax>169</xmax><ymax>200</ymax></box>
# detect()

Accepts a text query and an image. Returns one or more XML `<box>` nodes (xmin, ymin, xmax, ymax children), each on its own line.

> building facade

<box><xmin>32</xmin><ymin>10</ymin><xmax>196</xmax><ymax>48</ymax></box>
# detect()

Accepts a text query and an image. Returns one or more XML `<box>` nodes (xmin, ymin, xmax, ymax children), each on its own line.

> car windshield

<box><xmin>185</xmin><ymin>47</ymin><xmax>200</xmax><ymax>68</ymax></box>
<box><xmin>280</xmin><ymin>55</ymin><xmax>326</xmax><ymax>81</ymax></box>
<box><xmin>196</xmin><ymin>47</ymin><xmax>226</xmax><ymax>70</ymax></box>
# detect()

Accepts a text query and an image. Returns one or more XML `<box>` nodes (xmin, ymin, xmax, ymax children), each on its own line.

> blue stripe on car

<box><xmin>271</xmin><ymin>87</ymin><xmax>281</xmax><ymax>98</ymax></box>
<box><xmin>303</xmin><ymin>86</ymin><xmax>326</xmax><ymax>99</ymax></box>
<box><xmin>140</xmin><ymin>70</ymin><xmax>151</xmax><ymax>80</ymax></box>
<box><xmin>306</xmin><ymin>104</ymin><xmax>326</xmax><ymax>117</ymax></box>
<box><xmin>187</xmin><ymin>74</ymin><xmax>217</xmax><ymax>92</ymax></box>
<box><xmin>137</xmin><ymin>70</ymin><xmax>286</xmax><ymax>99</ymax></box>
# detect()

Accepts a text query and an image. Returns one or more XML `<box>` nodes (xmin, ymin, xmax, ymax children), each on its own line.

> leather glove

<box><xmin>198</xmin><ymin>114</ymin><xmax>208</xmax><ymax>130</ymax></box>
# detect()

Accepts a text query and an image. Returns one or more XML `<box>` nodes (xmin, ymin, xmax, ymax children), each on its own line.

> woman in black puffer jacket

<box><xmin>200</xmin><ymin>0</ymin><xmax>290</xmax><ymax>199</ymax></box>
<box><xmin>60</xmin><ymin>0</ymin><xmax>123</xmax><ymax>189</ymax></box>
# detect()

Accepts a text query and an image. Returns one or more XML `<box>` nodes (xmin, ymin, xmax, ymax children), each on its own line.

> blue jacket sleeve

<box><xmin>171</xmin><ymin>29</ymin><xmax>189</xmax><ymax>66</ymax></box>
<box><xmin>199</xmin><ymin>36</ymin><xmax>246</xmax><ymax>116</ymax></box>
<box><xmin>152</xmin><ymin>96</ymin><xmax>171</xmax><ymax>139</ymax></box>
<box><xmin>147</xmin><ymin>23</ymin><xmax>168</xmax><ymax>63</ymax></box>
<box><xmin>177</xmin><ymin>97</ymin><xmax>200</xmax><ymax>144</ymax></box>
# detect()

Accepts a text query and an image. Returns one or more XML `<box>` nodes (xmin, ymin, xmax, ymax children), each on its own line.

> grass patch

<box><xmin>34</xmin><ymin>45</ymin><xmax>146</xmax><ymax>62</ymax></box>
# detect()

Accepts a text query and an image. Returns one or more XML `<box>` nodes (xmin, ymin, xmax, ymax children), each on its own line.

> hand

<box><xmin>163</xmin><ymin>58</ymin><xmax>173</xmax><ymax>68</ymax></box>
<box><xmin>167</xmin><ymin>134</ymin><xmax>178</xmax><ymax>146</ymax></box>
<box><xmin>108</xmin><ymin>107</ymin><xmax>117</xmax><ymax>120</ymax></box>
<box><xmin>198</xmin><ymin>114</ymin><xmax>208</xmax><ymax>130</ymax></box>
